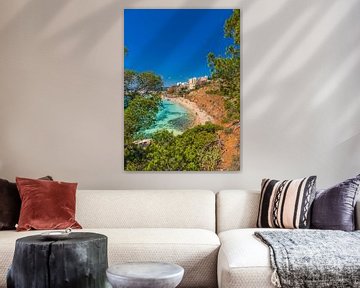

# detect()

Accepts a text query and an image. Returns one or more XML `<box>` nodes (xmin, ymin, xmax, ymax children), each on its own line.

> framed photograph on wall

<box><xmin>124</xmin><ymin>9</ymin><xmax>240</xmax><ymax>171</ymax></box>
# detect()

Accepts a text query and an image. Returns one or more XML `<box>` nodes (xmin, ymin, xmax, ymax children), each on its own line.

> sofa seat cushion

<box><xmin>0</xmin><ymin>228</ymin><xmax>219</xmax><ymax>288</ymax></box>
<box><xmin>218</xmin><ymin>228</ymin><xmax>281</xmax><ymax>288</ymax></box>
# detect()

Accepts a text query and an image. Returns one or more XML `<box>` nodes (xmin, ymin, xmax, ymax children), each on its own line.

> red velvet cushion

<box><xmin>0</xmin><ymin>176</ymin><xmax>53</xmax><ymax>230</ymax></box>
<box><xmin>16</xmin><ymin>177</ymin><xmax>82</xmax><ymax>231</ymax></box>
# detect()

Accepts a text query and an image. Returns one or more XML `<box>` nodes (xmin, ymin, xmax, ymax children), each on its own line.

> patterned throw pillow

<box><xmin>257</xmin><ymin>176</ymin><xmax>317</xmax><ymax>229</ymax></box>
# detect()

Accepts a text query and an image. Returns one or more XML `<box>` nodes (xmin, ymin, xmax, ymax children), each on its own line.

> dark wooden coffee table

<box><xmin>7</xmin><ymin>232</ymin><xmax>108</xmax><ymax>288</ymax></box>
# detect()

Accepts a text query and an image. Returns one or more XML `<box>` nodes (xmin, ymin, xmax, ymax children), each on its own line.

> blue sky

<box><xmin>124</xmin><ymin>9</ymin><xmax>234</xmax><ymax>87</ymax></box>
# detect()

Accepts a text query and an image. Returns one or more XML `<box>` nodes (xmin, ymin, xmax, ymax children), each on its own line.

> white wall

<box><xmin>0</xmin><ymin>0</ymin><xmax>359</xmax><ymax>191</ymax></box>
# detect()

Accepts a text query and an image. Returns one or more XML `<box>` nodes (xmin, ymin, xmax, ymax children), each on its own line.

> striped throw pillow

<box><xmin>257</xmin><ymin>176</ymin><xmax>317</xmax><ymax>229</ymax></box>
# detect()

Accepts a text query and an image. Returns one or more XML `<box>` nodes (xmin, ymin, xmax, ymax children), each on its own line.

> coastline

<box><xmin>163</xmin><ymin>95</ymin><xmax>214</xmax><ymax>127</ymax></box>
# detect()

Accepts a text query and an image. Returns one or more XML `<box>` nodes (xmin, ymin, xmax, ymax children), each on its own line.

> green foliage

<box><xmin>205</xmin><ymin>88</ymin><xmax>219</xmax><ymax>95</ymax></box>
<box><xmin>224</xmin><ymin>96</ymin><xmax>240</xmax><ymax>122</ymax></box>
<box><xmin>230</xmin><ymin>154</ymin><xmax>240</xmax><ymax>171</ymax></box>
<box><xmin>224</xmin><ymin>9</ymin><xmax>240</xmax><ymax>45</ymax></box>
<box><xmin>124</xmin><ymin>70</ymin><xmax>138</xmax><ymax>95</ymax></box>
<box><xmin>124</xmin><ymin>144</ymin><xmax>149</xmax><ymax>171</ymax></box>
<box><xmin>177</xmin><ymin>86</ymin><xmax>189</xmax><ymax>95</ymax></box>
<box><xmin>124</xmin><ymin>70</ymin><xmax>163</xmax><ymax>96</ymax></box>
<box><xmin>124</xmin><ymin>95</ymin><xmax>160</xmax><ymax>142</ymax></box>
<box><xmin>224</xmin><ymin>127</ymin><xmax>233</xmax><ymax>134</ymax></box>
<box><xmin>124</xmin><ymin>49</ymin><xmax>163</xmax><ymax>144</ymax></box>
<box><xmin>124</xmin><ymin>124</ymin><xmax>222</xmax><ymax>171</ymax></box>
<box><xmin>138</xmin><ymin>72</ymin><xmax>163</xmax><ymax>94</ymax></box>
<box><xmin>207</xmin><ymin>9</ymin><xmax>240</xmax><ymax>122</ymax></box>
<box><xmin>124</xmin><ymin>48</ymin><xmax>163</xmax><ymax>141</ymax></box>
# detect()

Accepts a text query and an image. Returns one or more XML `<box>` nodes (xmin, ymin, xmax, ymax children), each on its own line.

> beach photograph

<box><xmin>124</xmin><ymin>9</ymin><xmax>240</xmax><ymax>171</ymax></box>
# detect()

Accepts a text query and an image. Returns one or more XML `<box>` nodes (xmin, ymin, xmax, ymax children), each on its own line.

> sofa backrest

<box><xmin>216</xmin><ymin>190</ymin><xmax>260</xmax><ymax>233</ymax></box>
<box><xmin>76</xmin><ymin>190</ymin><xmax>216</xmax><ymax>231</ymax></box>
<box><xmin>217</xmin><ymin>190</ymin><xmax>360</xmax><ymax>233</ymax></box>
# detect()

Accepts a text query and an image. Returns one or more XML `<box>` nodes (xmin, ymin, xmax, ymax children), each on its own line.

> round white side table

<box><xmin>106</xmin><ymin>262</ymin><xmax>184</xmax><ymax>288</ymax></box>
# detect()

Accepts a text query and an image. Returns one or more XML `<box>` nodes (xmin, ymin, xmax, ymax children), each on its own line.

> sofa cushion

<box><xmin>311</xmin><ymin>174</ymin><xmax>360</xmax><ymax>231</ymax></box>
<box><xmin>218</xmin><ymin>228</ymin><xmax>279</xmax><ymax>288</ymax></box>
<box><xmin>257</xmin><ymin>177</ymin><xmax>316</xmax><ymax>229</ymax></box>
<box><xmin>76</xmin><ymin>190</ymin><xmax>216</xmax><ymax>231</ymax></box>
<box><xmin>0</xmin><ymin>228</ymin><xmax>220</xmax><ymax>288</ymax></box>
<box><xmin>0</xmin><ymin>179</ymin><xmax>20</xmax><ymax>230</ymax></box>
<box><xmin>16</xmin><ymin>177</ymin><xmax>82</xmax><ymax>231</ymax></box>
<box><xmin>0</xmin><ymin>176</ymin><xmax>53</xmax><ymax>230</ymax></box>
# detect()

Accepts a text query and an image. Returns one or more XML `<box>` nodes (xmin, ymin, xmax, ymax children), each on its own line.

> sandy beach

<box><xmin>163</xmin><ymin>95</ymin><xmax>214</xmax><ymax>126</ymax></box>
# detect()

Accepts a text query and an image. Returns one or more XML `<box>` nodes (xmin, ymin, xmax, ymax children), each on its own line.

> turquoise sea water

<box><xmin>141</xmin><ymin>99</ymin><xmax>194</xmax><ymax>137</ymax></box>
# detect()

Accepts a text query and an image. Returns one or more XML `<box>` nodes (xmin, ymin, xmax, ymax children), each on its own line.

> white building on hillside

<box><xmin>188</xmin><ymin>77</ymin><xmax>197</xmax><ymax>90</ymax></box>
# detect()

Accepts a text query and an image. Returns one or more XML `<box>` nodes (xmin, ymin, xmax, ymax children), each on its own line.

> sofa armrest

<box><xmin>356</xmin><ymin>200</ymin><xmax>360</xmax><ymax>230</ymax></box>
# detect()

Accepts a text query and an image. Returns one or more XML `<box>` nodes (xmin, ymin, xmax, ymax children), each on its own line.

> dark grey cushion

<box><xmin>0</xmin><ymin>179</ymin><xmax>20</xmax><ymax>230</ymax></box>
<box><xmin>311</xmin><ymin>174</ymin><xmax>360</xmax><ymax>231</ymax></box>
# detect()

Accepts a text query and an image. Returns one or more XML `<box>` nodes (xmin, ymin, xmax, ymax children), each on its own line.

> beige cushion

<box><xmin>216</xmin><ymin>190</ymin><xmax>260</xmax><ymax>233</ymax></box>
<box><xmin>217</xmin><ymin>228</ymin><xmax>276</xmax><ymax>288</ymax></box>
<box><xmin>0</xmin><ymin>228</ymin><xmax>220</xmax><ymax>288</ymax></box>
<box><xmin>76</xmin><ymin>190</ymin><xmax>216</xmax><ymax>231</ymax></box>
